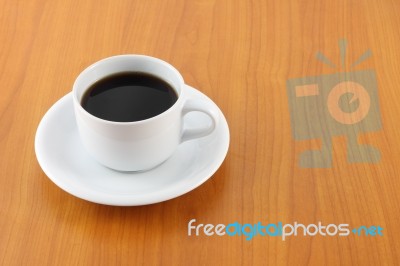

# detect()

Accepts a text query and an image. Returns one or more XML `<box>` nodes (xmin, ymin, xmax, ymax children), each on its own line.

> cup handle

<box><xmin>181</xmin><ymin>91</ymin><xmax>220</xmax><ymax>143</ymax></box>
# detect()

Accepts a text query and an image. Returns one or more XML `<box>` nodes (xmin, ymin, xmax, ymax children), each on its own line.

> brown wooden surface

<box><xmin>1</xmin><ymin>0</ymin><xmax>400</xmax><ymax>265</ymax></box>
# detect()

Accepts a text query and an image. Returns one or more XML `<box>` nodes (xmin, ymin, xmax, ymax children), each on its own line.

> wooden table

<box><xmin>1</xmin><ymin>0</ymin><xmax>399</xmax><ymax>265</ymax></box>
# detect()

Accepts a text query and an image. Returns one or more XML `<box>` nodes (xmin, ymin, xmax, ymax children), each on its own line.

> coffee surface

<box><xmin>81</xmin><ymin>72</ymin><xmax>178</xmax><ymax>122</ymax></box>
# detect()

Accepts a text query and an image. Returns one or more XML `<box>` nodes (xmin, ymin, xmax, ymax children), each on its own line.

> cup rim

<box><xmin>72</xmin><ymin>54</ymin><xmax>185</xmax><ymax>126</ymax></box>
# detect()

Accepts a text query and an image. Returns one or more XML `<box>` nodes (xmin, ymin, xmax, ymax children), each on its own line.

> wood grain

<box><xmin>1</xmin><ymin>0</ymin><xmax>400</xmax><ymax>265</ymax></box>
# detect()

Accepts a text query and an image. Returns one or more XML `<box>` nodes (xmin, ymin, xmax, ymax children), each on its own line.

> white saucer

<box><xmin>35</xmin><ymin>86</ymin><xmax>229</xmax><ymax>206</ymax></box>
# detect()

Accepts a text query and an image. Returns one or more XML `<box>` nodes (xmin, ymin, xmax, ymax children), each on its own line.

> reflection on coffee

<box><xmin>81</xmin><ymin>72</ymin><xmax>178</xmax><ymax>122</ymax></box>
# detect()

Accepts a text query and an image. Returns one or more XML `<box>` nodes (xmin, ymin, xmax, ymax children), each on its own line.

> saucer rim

<box><xmin>35</xmin><ymin>87</ymin><xmax>230</xmax><ymax>206</ymax></box>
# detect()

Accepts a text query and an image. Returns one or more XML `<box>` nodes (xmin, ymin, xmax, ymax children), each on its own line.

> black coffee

<box><xmin>81</xmin><ymin>72</ymin><xmax>178</xmax><ymax>122</ymax></box>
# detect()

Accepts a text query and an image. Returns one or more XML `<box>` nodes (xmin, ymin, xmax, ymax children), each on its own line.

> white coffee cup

<box><xmin>72</xmin><ymin>55</ymin><xmax>219</xmax><ymax>171</ymax></box>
